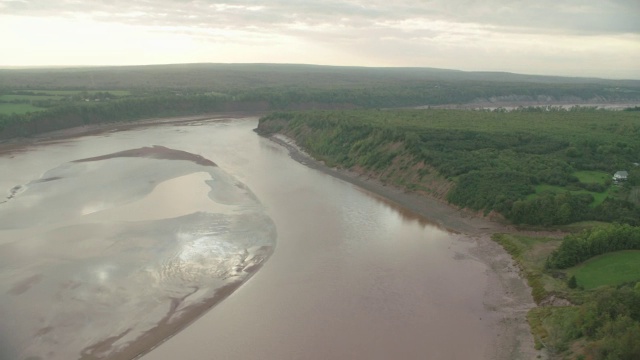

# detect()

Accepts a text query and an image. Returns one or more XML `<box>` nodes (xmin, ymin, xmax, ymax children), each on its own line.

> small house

<box><xmin>613</xmin><ymin>170</ymin><xmax>628</xmax><ymax>182</ymax></box>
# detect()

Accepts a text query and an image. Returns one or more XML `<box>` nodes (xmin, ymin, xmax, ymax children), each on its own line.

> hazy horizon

<box><xmin>1</xmin><ymin>1</ymin><xmax>639</xmax><ymax>79</ymax></box>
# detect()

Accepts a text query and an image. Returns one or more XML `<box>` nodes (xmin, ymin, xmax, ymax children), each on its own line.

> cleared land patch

<box><xmin>574</xmin><ymin>170</ymin><xmax>610</xmax><ymax>184</ymax></box>
<box><xmin>22</xmin><ymin>90</ymin><xmax>131</xmax><ymax>96</ymax></box>
<box><xmin>569</xmin><ymin>250</ymin><xmax>640</xmax><ymax>289</ymax></box>
<box><xmin>0</xmin><ymin>103</ymin><xmax>46</xmax><ymax>115</ymax></box>
<box><xmin>0</xmin><ymin>90</ymin><xmax>132</xmax><ymax>116</ymax></box>
<box><xmin>528</xmin><ymin>184</ymin><xmax>610</xmax><ymax>207</ymax></box>
<box><xmin>0</xmin><ymin>94</ymin><xmax>64</xmax><ymax>102</ymax></box>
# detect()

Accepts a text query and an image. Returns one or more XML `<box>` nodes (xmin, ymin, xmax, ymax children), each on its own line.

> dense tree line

<box><xmin>231</xmin><ymin>81</ymin><xmax>639</xmax><ymax>109</ymax></box>
<box><xmin>509</xmin><ymin>193</ymin><xmax>594</xmax><ymax>226</ymax></box>
<box><xmin>446</xmin><ymin>170</ymin><xmax>533</xmax><ymax>213</ymax></box>
<box><xmin>0</xmin><ymin>94</ymin><xmax>260</xmax><ymax>138</ymax></box>
<box><xmin>0</xmin><ymin>86</ymin><xmax>578</xmax><ymax>138</ymax></box>
<box><xmin>258</xmin><ymin>108</ymin><xmax>640</xmax><ymax>225</ymax></box>
<box><xmin>3</xmin><ymin>64</ymin><xmax>640</xmax><ymax>98</ymax></box>
<box><xmin>3</xmin><ymin>63</ymin><xmax>640</xmax><ymax>139</ymax></box>
<box><xmin>546</xmin><ymin>224</ymin><xmax>640</xmax><ymax>269</ymax></box>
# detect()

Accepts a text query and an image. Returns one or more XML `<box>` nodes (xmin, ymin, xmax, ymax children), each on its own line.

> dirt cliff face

<box><xmin>257</xmin><ymin>115</ymin><xmax>454</xmax><ymax>203</ymax></box>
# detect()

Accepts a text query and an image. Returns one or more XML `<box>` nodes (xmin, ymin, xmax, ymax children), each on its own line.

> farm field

<box><xmin>0</xmin><ymin>89</ymin><xmax>132</xmax><ymax>115</ymax></box>
<box><xmin>569</xmin><ymin>250</ymin><xmax>640</xmax><ymax>289</ymax></box>
<box><xmin>21</xmin><ymin>90</ymin><xmax>132</xmax><ymax>96</ymax></box>
<box><xmin>0</xmin><ymin>103</ymin><xmax>46</xmax><ymax>115</ymax></box>
<box><xmin>574</xmin><ymin>170</ymin><xmax>610</xmax><ymax>184</ymax></box>
<box><xmin>527</xmin><ymin>184</ymin><xmax>611</xmax><ymax>207</ymax></box>
<box><xmin>0</xmin><ymin>94</ymin><xmax>64</xmax><ymax>101</ymax></box>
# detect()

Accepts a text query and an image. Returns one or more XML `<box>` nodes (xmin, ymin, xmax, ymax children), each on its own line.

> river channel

<box><xmin>0</xmin><ymin>117</ymin><xmax>531</xmax><ymax>360</ymax></box>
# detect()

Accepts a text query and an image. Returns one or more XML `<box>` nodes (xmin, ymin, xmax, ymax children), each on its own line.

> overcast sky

<box><xmin>1</xmin><ymin>0</ymin><xmax>639</xmax><ymax>79</ymax></box>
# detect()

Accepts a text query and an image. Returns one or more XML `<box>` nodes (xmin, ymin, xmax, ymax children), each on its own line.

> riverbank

<box><xmin>0</xmin><ymin>111</ymin><xmax>265</xmax><ymax>151</ymax></box>
<box><xmin>263</xmin><ymin>133</ymin><xmax>546</xmax><ymax>360</ymax></box>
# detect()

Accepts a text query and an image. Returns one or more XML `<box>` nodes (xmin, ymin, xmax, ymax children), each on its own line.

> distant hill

<box><xmin>2</xmin><ymin>63</ymin><xmax>639</xmax><ymax>140</ymax></box>
<box><xmin>1</xmin><ymin>63</ymin><xmax>639</xmax><ymax>91</ymax></box>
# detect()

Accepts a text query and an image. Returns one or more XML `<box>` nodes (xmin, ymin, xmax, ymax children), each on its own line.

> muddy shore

<box><xmin>1</xmin><ymin>114</ymin><xmax>544</xmax><ymax>359</ymax></box>
<box><xmin>0</xmin><ymin>111</ymin><xmax>265</xmax><ymax>152</ymax></box>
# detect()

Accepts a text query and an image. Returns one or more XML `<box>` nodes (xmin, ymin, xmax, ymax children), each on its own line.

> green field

<box><xmin>0</xmin><ymin>94</ymin><xmax>64</xmax><ymax>102</ymax></box>
<box><xmin>0</xmin><ymin>103</ymin><xmax>46</xmax><ymax>115</ymax></box>
<box><xmin>0</xmin><ymin>90</ymin><xmax>132</xmax><ymax>117</ymax></box>
<box><xmin>569</xmin><ymin>250</ymin><xmax>640</xmax><ymax>289</ymax></box>
<box><xmin>528</xmin><ymin>184</ymin><xmax>610</xmax><ymax>206</ymax></box>
<box><xmin>574</xmin><ymin>170</ymin><xmax>610</xmax><ymax>184</ymax></box>
<box><xmin>22</xmin><ymin>90</ymin><xmax>131</xmax><ymax>96</ymax></box>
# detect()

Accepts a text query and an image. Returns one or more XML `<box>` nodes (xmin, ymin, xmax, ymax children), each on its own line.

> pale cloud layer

<box><xmin>1</xmin><ymin>0</ymin><xmax>639</xmax><ymax>78</ymax></box>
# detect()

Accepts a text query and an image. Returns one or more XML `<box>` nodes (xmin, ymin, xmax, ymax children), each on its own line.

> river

<box><xmin>0</xmin><ymin>117</ymin><xmax>532</xmax><ymax>360</ymax></box>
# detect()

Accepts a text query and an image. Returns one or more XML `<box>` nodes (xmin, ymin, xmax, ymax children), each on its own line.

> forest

<box><xmin>3</xmin><ymin>63</ymin><xmax>640</xmax><ymax>91</ymax></box>
<box><xmin>2</xmin><ymin>63</ymin><xmax>640</xmax><ymax>139</ymax></box>
<box><xmin>257</xmin><ymin>108</ymin><xmax>640</xmax><ymax>226</ymax></box>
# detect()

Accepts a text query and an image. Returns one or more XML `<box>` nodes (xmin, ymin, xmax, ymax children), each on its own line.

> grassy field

<box><xmin>22</xmin><ymin>90</ymin><xmax>132</xmax><ymax>96</ymax></box>
<box><xmin>0</xmin><ymin>103</ymin><xmax>46</xmax><ymax>115</ymax></box>
<box><xmin>0</xmin><ymin>90</ymin><xmax>132</xmax><ymax>116</ymax></box>
<box><xmin>569</xmin><ymin>250</ymin><xmax>640</xmax><ymax>289</ymax></box>
<box><xmin>0</xmin><ymin>94</ymin><xmax>64</xmax><ymax>101</ymax></box>
<box><xmin>528</xmin><ymin>184</ymin><xmax>610</xmax><ymax>207</ymax></box>
<box><xmin>574</xmin><ymin>170</ymin><xmax>610</xmax><ymax>184</ymax></box>
<box><xmin>527</xmin><ymin>171</ymin><xmax>613</xmax><ymax>207</ymax></box>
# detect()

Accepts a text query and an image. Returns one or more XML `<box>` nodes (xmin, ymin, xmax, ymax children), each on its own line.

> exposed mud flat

<box><xmin>0</xmin><ymin>145</ymin><xmax>276</xmax><ymax>360</ymax></box>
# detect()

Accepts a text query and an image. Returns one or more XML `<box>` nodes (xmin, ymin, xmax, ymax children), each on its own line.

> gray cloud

<box><xmin>2</xmin><ymin>0</ymin><xmax>639</xmax><ymax>36</ymax></box>
<box><xmin>1</xmin><ymin>0</ymin><xmax>638</xmax><ymax>78</ymax></box>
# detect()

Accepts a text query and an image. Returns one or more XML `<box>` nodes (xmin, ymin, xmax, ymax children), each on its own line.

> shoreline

<box><xmin>265</xmin><ymin>133</ymin><xmax>509</xmax><ymax>235</ymax></box>
<box><xmin>0</xmin><ymin>111</ymin><xmax>266</xmax><ymax>152</ymax></box>
<box><xmin>263</xmin><ymin>133</ymin><xmax>546</xmax><ymax>360</ymax></box>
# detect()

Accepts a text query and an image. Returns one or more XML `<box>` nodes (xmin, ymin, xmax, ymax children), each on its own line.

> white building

<box><xmin>613</xmin><ymin>170</ymin><xmax>628</xmax><ymax>182</ymax></box>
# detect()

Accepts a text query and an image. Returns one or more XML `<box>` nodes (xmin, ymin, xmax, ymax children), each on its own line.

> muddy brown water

<box><xmin>1</xmin><ymin>118</ymin><xmax>513</xmax><ymax>360</ymax></box>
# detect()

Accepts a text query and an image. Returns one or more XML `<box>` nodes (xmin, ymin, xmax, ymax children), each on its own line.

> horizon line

<box><xmin>1</xmin><ymin>62</ymin><xmax>639</xmax><ymax>82</ymax></box>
